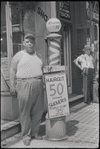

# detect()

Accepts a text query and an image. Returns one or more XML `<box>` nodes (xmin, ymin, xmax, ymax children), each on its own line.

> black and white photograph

<box><xmin>1</xmin><ymin>1</ymin><xmax>99</xmax><ymax>148</ymax></box>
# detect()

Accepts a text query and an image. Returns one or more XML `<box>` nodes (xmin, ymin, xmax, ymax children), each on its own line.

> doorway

<box><xmin>63</xmin><ymin>24</ymin><xmax>72</xmax><ymax>94</ymax></box>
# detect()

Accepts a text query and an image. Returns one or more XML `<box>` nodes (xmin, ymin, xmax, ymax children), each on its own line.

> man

<box><xmin>74</xmin><ymin>45</ymin><xmax>95</xmax><ymax>104</ymax></box>
<box><xmin>10</xmin><ymin>33</ymin><xmax>44</xmax><ymax>146</ymax></box>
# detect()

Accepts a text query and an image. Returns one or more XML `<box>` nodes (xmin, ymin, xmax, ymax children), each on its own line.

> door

<box><xmin>63</xmin><ymin>24</ymin><xmax>72</xmax><ymax>94</ymax></box>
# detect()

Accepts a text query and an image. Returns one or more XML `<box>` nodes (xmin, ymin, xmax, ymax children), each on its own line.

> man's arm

<box><xmin>73</xmin><ymin>56</ymin><xmax>83</xmax><ymax>70</ymax></box>
<box><xmin>10</xmin><ymin>58</ymin><xmax>17</xmax><ymax>90</ymax></box>
<box><xmin>36</xmin><ymin>52</ymin><xmax>46</xmax><ymax>89</ymax></box>
<box><xmin>91</xmin><ymin>55</ymin><xmax>96</xmax><ymax>67</ymax></box>
<box><xmin>10</xmin><ymin>52</ymin><xmax>22</xmax><ymax>94</ymax></box>
<box><xmin>36</xmin><ymin>52</ymin><xmax>44</xmax><ymax>71</ymax></box>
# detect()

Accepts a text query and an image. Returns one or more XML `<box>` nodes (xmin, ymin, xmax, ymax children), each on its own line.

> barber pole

<box><xmin>46</xmin><ymin>18</ymin><xmax>62</xmax><ymax>65</ymax></box>
<box><xmin>45</xmin><ymin>18</ymin><xmax>68</xmax><ymax>141</ymax></box>
<box><xmin>48</xmin><ymin>38</ymin><xmax>61</xmax><ymax>65</ymax></box>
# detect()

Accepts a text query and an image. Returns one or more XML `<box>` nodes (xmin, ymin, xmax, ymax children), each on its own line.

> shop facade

<box><xmin>1</xmin><ymin>1</ymin><xmax>53</xmax><ymax>120</ymax></box>
<box><xmin>1</xmin><ymin>1</ymin><xmax>99</xmax><ymax>120</ymax></box>
<box><xmin>67</xmin><ymin>1</ymin><xmax>99</xmax><ymax>95</ymax></box>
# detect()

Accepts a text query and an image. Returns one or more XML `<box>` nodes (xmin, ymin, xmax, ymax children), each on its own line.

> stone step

<box><xmin>1</xmin><ymin>94</ymin><xmax>84</xmax><ymax>142</ymax></box>
<box><xmin>1</xmin><ymin>119</ymin><xmax>21</xmax><ymax>142</ymax></box>
<box><xmin>69</xmin><ymin>94</ymin><xmax>84</xmax><ymax>107</ymax></box>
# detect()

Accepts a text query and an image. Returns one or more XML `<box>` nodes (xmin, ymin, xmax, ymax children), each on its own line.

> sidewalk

<box><xmin>1</xmin><ymin>102</ymin><xmax>99</xmax><ymax>148</ymax></box>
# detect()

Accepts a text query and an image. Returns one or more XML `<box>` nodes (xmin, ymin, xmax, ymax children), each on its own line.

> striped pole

<box><xmin>46</xmin><ymin>18</ymin><xmax>62</xmax><ymax>66</ymax></box>
<box><xmin>45</xmin><ymin>18</ymin><xmax>67</xmax><ymax>141</ymax></box>
<box><xmin>48</xmin><ymin>34</ymin><xmax>62</xmax><ymax>65</ymax></box>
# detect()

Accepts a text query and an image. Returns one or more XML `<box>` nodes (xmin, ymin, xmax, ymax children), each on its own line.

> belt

<box><xmin>17</xmin><ymin>76</ymin><xmax>42</xmax><ymax>80</ymax></box>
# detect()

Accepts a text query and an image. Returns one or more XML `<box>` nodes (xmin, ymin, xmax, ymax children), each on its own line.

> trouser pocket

<box><xmin>16</xmin><ymin>80</ymin><xmax>21</xmax><ymax>93</ymax></box>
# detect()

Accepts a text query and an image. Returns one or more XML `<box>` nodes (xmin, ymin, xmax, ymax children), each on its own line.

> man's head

<box><xmin>23</xmin><ymin>33</ymin><xmax>36</xmax><ymax>54</ymax></box>
<box><xmin>83</xmin><ymin>45</ymin><xmax>91</xmax><ymax>55</ymax></box>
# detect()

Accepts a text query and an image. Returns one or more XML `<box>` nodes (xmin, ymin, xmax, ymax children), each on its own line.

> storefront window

<box><xmin>1</xmin><ymin>34</ymin><xmax>7</xmax><ymax>57</ymax></box>
<box><xmin>1</xmin><ymin>2</ymin><xmax>37</xmax><ymax>91</ymax></box>
<box><xmin>10</xmin><ymin>2</ymin><xmax>36</xmax><ymax>55</ymax></box>
<box><xmin>1</xmin><ymin>2</ymin><xmax>24</xmax><ymax>57</ymax></box>
<box><xmin>94</xmin><ymin>24</ymin><xmax>97</xmax><ymax>40</ymax></box>
<box><xmin>1</xmin><ymin>2</ymin><xmax>7</xmax><ymax>58</ymax></box>
<box><xmin>1</xmin><ymin>2</ymin><xmax>9</xmax><ymax>91</ymax></box>
<box><xmin>10</xmin><ymin>2</ymin><xmax>24</xmax><ymax>55</ymax></box>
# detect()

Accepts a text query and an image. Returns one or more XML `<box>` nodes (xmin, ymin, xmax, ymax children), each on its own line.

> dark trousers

<box><xmin>83</xmin><ymin>68</ymin><xmax>94</xmax><ymax>103</ymax></box>
<box><xmin>16</xmin><ymin>78</ymin><xmax>44</xmax><ymax>138</ymax></box>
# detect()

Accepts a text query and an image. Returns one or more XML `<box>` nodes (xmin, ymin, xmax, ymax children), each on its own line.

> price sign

<box><xmin>59</xmin><ymin>1</ymin><xmax>70</xmax><ymax>20</ymax></box>
<box><xmin>1</xmin><ymin>57</ymin><xmax>10</xmax><ymax>90</ymax></box>
<box><xmin>45</xmin><ymin>72</ymin><xmax>69</xmax><ymax>119</ymax></box>
<box><xmin>1</xmin><ymin>57</ymin><xmax>9</xmax><ymax>80</ymax></box>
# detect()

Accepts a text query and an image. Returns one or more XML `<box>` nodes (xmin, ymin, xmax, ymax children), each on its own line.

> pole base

<box><xmin>46</xmin><ymin>116</ymin><xmax>66</xmax><ymax>140</ymax></box>
<box><xmin>44</xmin><ymin>135</ymin><xmax>68</xmax><ymax>141</ymax></box>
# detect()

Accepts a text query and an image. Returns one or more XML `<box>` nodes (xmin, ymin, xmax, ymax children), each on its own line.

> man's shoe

<box><xmin>32</xmin><ymin>135</ymin><xmax>43</xmax><ymax>140</ymax></box>
<box><xmin>23</xmin><ymin>136</ymin><xmax>31</xmax><ymax>146</ymax></box>
<box><xmin>14</xmin><ymin>133</ymin><xmax>21</xmax><ymax>138</ymax></box>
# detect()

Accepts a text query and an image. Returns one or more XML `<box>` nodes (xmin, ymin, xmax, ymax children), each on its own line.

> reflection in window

<box><xmin>1</xmin><ymin>2</ymin><xmax>7</xmax><ymax>58</ymax></box>
<box><xmin>1</xmin><ymin>34</ymin><xmax>7</xmax><ymax>57</ymax></box>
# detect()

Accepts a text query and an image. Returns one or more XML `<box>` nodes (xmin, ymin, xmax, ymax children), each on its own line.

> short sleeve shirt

<box><xmin>76</xmin><ymin>54</ymin><xmax>94</xmax><ymax>69</ymax></box>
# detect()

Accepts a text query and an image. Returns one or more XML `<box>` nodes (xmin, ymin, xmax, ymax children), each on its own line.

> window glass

<box><xmin>11</xmin><ymin>2</ymin><xmax>23</xmax><ymax>55</ymax></box>
<box><xmin>1</xmin><ymin>2</ymin><xmax>7</xmax><ymax>58</ymax></box>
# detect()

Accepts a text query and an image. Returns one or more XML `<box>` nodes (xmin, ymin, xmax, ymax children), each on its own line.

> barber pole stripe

<box><xmin>48</xmin><ymin>38</ymin><xmax>61</xmax><ymax>65</ymax></box>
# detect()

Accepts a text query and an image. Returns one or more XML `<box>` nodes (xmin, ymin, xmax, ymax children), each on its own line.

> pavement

<box><xmin>1</xmin><ymin>102</ymin><xmax>99</xmax><ymax>148</ymax></box>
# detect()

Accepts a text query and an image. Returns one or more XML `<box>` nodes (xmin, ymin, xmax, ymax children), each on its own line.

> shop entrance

<box><xmin>62</xmin><ymin>24</ymin><xmax>72</xmax><ymax>94</ymax></box>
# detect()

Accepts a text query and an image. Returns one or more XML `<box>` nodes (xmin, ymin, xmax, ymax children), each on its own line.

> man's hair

<box><xmin>83</xmin><ymin>45</ymin><xmax>91</xmax><ymax>52</ymax></box>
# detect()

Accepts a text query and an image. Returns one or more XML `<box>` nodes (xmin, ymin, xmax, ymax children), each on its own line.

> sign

<box><xmin>86</xmin><ymin>37</ymin><xmax>90</xmax><ymax>46</ymax></box>
<box><xmin>45</xmin><ymin>72</ymin><xmax>69</xmax><ymax>119</ymax></box>
<box><xmin>1</xmin><ymin>57</ymin><xmax>10</xmax><ymax>89</ymax></box>
<box><xmin>23</xmin><ymin>10</ymin><xmax>35</xmax><ymax>35</ymax></box>
<box><xmin>86</xmin><ymin>1</ymin><xmax>99</xmax><ymax>22</ymax></box>
<box><xmin>46</xmin><ymin>18</ymin><xmax>61</xmax><ymax>33</ymax></box>
<box><xmin>59</xmin><ymin>1</ymin><xmax>70</xmax><ymax>20</ymax></box>
<box><xmin>43</xmin><ymin>65</ymin><xmax>65</xmax><ymax>74</ymax></box>
<box><xmin>92</xmin><ymin>12</ymin><xmax>99</xmax><ymax>21</ymax></box>
<box><xmin>1</xmin><ymin>57</ymin><xmax>9</xmax><ymax>80</ymax></box>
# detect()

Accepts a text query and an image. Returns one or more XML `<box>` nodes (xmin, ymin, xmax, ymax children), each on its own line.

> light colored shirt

<box><xmin>16</xmin><ymin>51</ymin><xmax>43</xmax><ymax>78</ymax></box>
<box><xmin>76</xmin><ymin>54</ymin><xmax>94</xmax><ymax>69</ymax></box>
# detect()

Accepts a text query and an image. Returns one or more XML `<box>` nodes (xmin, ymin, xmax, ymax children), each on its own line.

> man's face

<box><xmin>23</xmin><ymin>37</ymin><xmax>35</xmax><ymax>54</ymax></box>
<box><xmin>84</xmin><ymin>49</ymin><xmax>90</xmax><ymax>55</ymax></box>
<box><xmin>85</xmin><ymin>49</ymin><xmax>90</xmax><ymax>55</ymax></box>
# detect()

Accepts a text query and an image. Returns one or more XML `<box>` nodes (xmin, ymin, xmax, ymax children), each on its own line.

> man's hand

<box><xmin>74</xmin><ymin>59</ymin><xmax>83</xmax><ymax>70</ymax></box>
<box><xmin>43</xmin><ymin>83</ymin><xmax>46</xmax><ymax>90</ymax></box>
<box><xmin>10</xmin><ymin>87</ymin><xmax>17</xmax><ymax>97</ymax></box>
<box><xmin>10</xmin><ymin>51</ymin><xmax>22</xmax><ymax>97</ymax></box>
<box><xmin>80</xmin><ymin>66</ymin><xmax>83</xmax><ymax>70</ymax></box>
<box><xmin>42</xmin><ymin>76</ymin><xmax>46</xmax><ymax>90</ymax></box>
